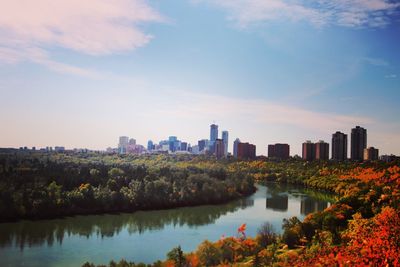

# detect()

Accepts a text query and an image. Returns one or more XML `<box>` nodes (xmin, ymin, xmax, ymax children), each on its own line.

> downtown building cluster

<box><xmin>109</xmin><ymin>124</ymin><xmax>390</xmax><ymax>162</ymax></box>
<box><xmin>111</xmin><ymin>123</ymin><xmax>256</xmax><ymax>159</ymax></box>
<box><xmin>6</xmin><ymin>124</ymin><xmax>397</xmax><ymax>162</ymax></box>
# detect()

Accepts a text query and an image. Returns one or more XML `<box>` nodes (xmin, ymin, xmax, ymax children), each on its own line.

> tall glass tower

<box><xmin>210</xmin><ymin>124</ymin><xmax>218</xmax><ymax>142</ymax></box>
<box><xmin>222</xmin><ymin>130</ymin><xmax>229</xmax><ymax>156</ymax></box>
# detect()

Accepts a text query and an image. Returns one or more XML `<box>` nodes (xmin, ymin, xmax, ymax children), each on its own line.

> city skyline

<box><xmin>1</xmin><ymin>1</ymin><xmax>400</xmax><ymax>155</ymax></box>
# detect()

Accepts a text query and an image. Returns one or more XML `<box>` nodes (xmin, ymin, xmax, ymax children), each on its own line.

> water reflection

<box><xmin>300</xmin><ymin>198</ymin><xmax>328</xmax><ymax>215</ymax></box>
<box><xmin>0</xmin><ymin>197</ymin><xmax>253</xmax><ymax>251</ymax></box>
<box><xmin>265</xmin><ymin>182</ymin><xmax>333</xmax><ymax>214</ymax></box>
<box><xmin>0</xmin><ymin>183</ymin><xmax>334</xmax><ymax>256</ymax></box>
<box><xmin>266</xmin><ymin>195</ymin><xmax>288</xmax><ymax>211</ymax></box>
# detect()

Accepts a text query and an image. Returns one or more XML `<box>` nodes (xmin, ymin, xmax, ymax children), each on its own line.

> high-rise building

<box><xmin>364</xmin><ymin>147</ymin><xmax>379</xmax><ymax>161</ymax></box>
<box><xmin>214</xmin><ymin>139</ymin><xmax>225</xmax><ymax>159</ymax></box>
<box><xmin>198</xmin><ymin>139</ymin><xmax>208</xmax><ymax>152</ymax></box>
<box><xmin>233</xmin><ymin>138</ymin><xmax>240</xmax><ymax>158</ymax></box>
<box><xmin>315</xmin><ymin>140</ymin><xmax>329</xmax><ymax>160</ymax></box>
<box><xmin>351</xmin><ymin>126</ymin><xmax>367</xmax><ymax>161</ymax></box>
<box><xmin>147</xmin><ymin>140</ymin><xmax>154</xmax><ymax>151</ymax></box>
<box><xmin>168</xmin><ymin>136</ymin><xmax>178</xmax><ymax>152</ymax></box>
<box><xmin>118</xmin><ymin>136</ymin><xmax>129</xmax><ymax>154</ymax></box>
<box><xmin>222</xmin><ymin>131</ymin><xmax>229</xmax><ymax>156</ymax></box>
<box><xmin>129</xmin><ymin>138</ymin><xmax>136</xmax><ymax>145</ymax></box>
<box><xmin>210</xmin><ymin>124</ymin><xmax>218</xmax><ymax>141</ymax></box>
<box><xmin>268</xmin><ymin>145</ymin><xmax>275</xmax><ymax>158</ymax></box>
<box><xmin>332</xmin><ymin>131</ymin><xmax>347</xmax><ymax>161</ymax></box>
<box><xmin>302</xmin><ymin>141</ymin><xmax>315</xmax><ymax>161</ymax></box>
<box><xmin>180</xmin><ymin>142</ymin><xmax>188</xmax><ymax>151</ymax></box>
<box><xmin>237</xmin><ymin>142</ymin><xmax>256</xmax><ymax>160</ymax></box>
<box><xmin>209</xmin><ymin>124</ymin><xmax>218</xmax><ymax>152</ymax></box>
<box><xmin>54</xmin><ymin>146</ymin><xmax>65</xmax><ymax>152</ymax></box>
<box><xmin>268</xmin><ymin>143</ymin><xmax>290</xmax><ymax>160</ymax></box>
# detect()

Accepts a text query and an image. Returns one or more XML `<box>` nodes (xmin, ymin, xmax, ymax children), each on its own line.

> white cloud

<box><xmin>363</xmin><ymin>57</ymin><xmax>389</xmax><ymax>66</ymax></box>
<box><xmin>156</xmin><ymin>91</ymin><xmax>374</xmax><ymax>132</ymax></box>
<box><xmin>198</xmin><ymin>0</ymin><xmax>400</xmax><ymax>28</ymax></box>
<box><xmin>0</xmin><ymin>0</ymin><xmax>163</xmax><ymax>75</ymax></box>
<box><xmin>385</xmin><ymin>74</ymin><xmax>397</xmax><ymax>78</ymax></box>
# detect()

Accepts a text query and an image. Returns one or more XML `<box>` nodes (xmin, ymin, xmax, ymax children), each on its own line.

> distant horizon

<box><xmin>1</xmin><ymin>1</ymin><xmax>399</xmax><ymax>156</ymax></box>
<box><xmin>0</xmin><ymin>123</ymin><xmax>393</xmax><ymax>157</ymax></box>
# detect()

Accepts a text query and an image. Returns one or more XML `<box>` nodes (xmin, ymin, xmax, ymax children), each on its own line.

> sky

<box><xmin>0</xmin><ymin>0</ymin><xmax>400</xmax><ymax>156</ymax></box>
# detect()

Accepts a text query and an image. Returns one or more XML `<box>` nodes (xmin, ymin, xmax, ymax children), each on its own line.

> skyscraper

<box><xmin>351</xmin><ymin>126</ymin><xmax>367</xmax><ymax>161</ymax></box>
<box><xmin>180</xmin><ymin>142</ymin><xmax>188</xmax><ymax>151</ymax></box>
<box><xmin>233</xmin><ymin>138</ymin><xmax>240</xmax><ymax>158</ymax></box>
<box><xmin>332</xmin><ymin>131</ymin><xmax>347</xmax><ymax>161</ymax></box>
<box><xmin>315</xmin><ymin>140</ymin><xmax>329</xmax><ymax>160</ymax></box>
<box><xmin>214</xmin><ymin>139</ymin><xmax>225</xmax><ymax>159</ymax></box>
<box><xmin>210</xmin><ymin>124</ymin><xmax>218</xmax><ymax>141</ymax></box>
<box><xmin>147</xmin><ymin>140</ymin><xmax>154</xmax><ymax>151</ymax></box>
<box><xmin>198</xmin><ymin>139</ymin><xmax>208</xmax><ymax>152</ymax></box>
<box><xmin>302</xmin><ymin>141</ymin><xmax>315</xmax><ymax>161</ymax></box>
<box><xmin>222</xmin><ymin>130</ymin><xmax>229</xmax><ymax>156</ymax></box>
<box><xmin>209</xmin><ymin>124</ymin><xmax>218</xmax><ymax>153</ymax></box>
<box><xmin>168</xmin><ymin>136</ymin><xmax>178</xmax><ymax>152</ymax></box>
<box><xmin>118</xmin><ymin>136</ymin><xmax>129</xmax><ymax>154</ymax></box>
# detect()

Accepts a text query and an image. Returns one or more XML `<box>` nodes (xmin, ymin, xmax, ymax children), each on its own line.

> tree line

<box><xmin>0</xmin><ymin>152</ymin><xmax>255</xmax><ymax>221</ymax></box>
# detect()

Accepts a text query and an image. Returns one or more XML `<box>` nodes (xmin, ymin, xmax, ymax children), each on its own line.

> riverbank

<box><xmin>83</xmin><ymin>160</ymin><xmax>400</xmax><ymax>267</ymax></box>
<box><xmin>0</xmin><ymin>153</ymin><xmax>255</xmax><ymax>222</ymax></box>
<box><xmin>0</xmin><ymin>183</ymin><xmax>333</xmax><ymax>267</ymax></box>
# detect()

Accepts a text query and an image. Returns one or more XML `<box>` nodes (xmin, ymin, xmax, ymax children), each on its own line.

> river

<box><xmin>0</xmin><ymin>183</ymin><xmax>334</xmax><ymax>267</ymax></box>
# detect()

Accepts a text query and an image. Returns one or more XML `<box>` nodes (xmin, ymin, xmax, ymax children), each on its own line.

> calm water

<box><xmin>0</xmin><ymin>184</ymin><xmax>334</xmax><ymax>267</ymax></box>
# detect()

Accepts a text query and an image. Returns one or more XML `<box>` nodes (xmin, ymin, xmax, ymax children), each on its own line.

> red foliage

<box><xmin>294</xmin><ymin>206</ymin><xmax>400</xmax><ymax>267</ymax></box>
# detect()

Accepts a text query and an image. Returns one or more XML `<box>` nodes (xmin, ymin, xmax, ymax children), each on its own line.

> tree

<box><xmin>167</xmin><ymin>246</ymin><xmax>186</xmax><ymax>267</ymax></box>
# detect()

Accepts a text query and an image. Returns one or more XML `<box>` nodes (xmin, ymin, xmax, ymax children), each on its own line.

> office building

<box><xmin>222</xmin><ymin>130</ymin><xmax>229</xmax><ymax>156</ymax></box>
<box><xmin>209</xmin><ymin>124</ymin><xmax>218</xmax><ymax>152</ymax></box>
<box><xmin>147</xmin><ymin>140</ymin><xmax>154</xmax><ymax>151</ymax></box>
<box><xmin>302</xmin><ymin>141</ymin><xmax>315</xmax><ymax>161</ymax></box>
<box><xmin>118</xmin><ymin>136</ymin><xmax>129</xmax><ymax>154</ymax></box>
<box><xmin>180</xmin><ymin>142</ymin><xmax>188</xmax><ymax>151</ymax></box>
<box><xmin>268</xmin><ymin>143</ymin><xmax>290</xmax><ymax>160</ymax></box>
<box><xmin>237</xmin><ymin>142</ymin><xmax>256</xmax><ymax>160</ymax></box>
<box><xmin>214</xmin><ymin>139</ymin><xmax>225</xmax><ymax>159</ymax></box>
<box><xmin>268</xmin><ymin>145</ymin><xmax>275</xmax><ymax>158</ymax></box>
<box><xmin>364</xmin><ymin>147</ymin><xmax>379</xmax><ymax>161</ymax></box>
<box><xmin>351</xmin><ymin>126</ymin><xmax>367</xmax><ymax>161</ymax></box>
<box><xmin>210</xmin><ymin>124</ymin><xmax>218</xmax><ymax>142</ymax></box>
<box><xmin>198</xmin><ymin>139</ymin><xmax>208</xmax><ymax>152</ymax></box>
<box><xmin>168</xmin><ymin>136</ymin><xmax>178</xmax><ymax>152</ymax></box>
<box><xmin>129</xmin><ymin>138</ymin><xmax>136</xmax><ymax>145</ymax></box>
<box><xmin>54</xmin><ymin>146</ymin><xmax>65</xmax><ymax>152</ymax></box>
<box><xmin>332</xmin><ymin>131</ymin><xmax>347</xmax><ymax>161</ymax></box>
<box><xmin>233</xmin><ymin>138</ymin><xmax>240</xmax><ymax>158</ymax></box>
<box><xmin>315</xmin><ymin>140</ymin><xmax>329</xmax><ymax>160</ymax></box>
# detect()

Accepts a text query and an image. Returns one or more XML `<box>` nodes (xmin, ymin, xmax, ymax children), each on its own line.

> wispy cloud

<box><xmin>385</xmin><ymin>74</ymin><xmax>397</xmax><ymax>78</ymax></box>
<box><xmin>156</xmin><ymin>91</ymin><xmax>374</xmax><ymax>132</ymax></box>
<box><xmin>197</xmin><ymin>0</ymin><xmax>400</xmax><ymax>28</ymax></box>
<box><xmin>0</xmin><ymin>0</ymin><xmax>163</xmax><ymax>76</ymax></box>
<box><xmin>363</xmin><ymin>57</ymin><xmax>389</xmax><ymax>67</ymax></box>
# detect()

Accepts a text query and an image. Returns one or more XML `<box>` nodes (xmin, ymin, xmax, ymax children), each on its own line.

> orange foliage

<box><xmin>185</xmin><ymin>254</ymin><xmax>199</xmax><ymax>267</ymax></box>
<box><xmin>294</xmin><ymin>207</ymin><xmax>400</xmax><ymax>267</ymax></box>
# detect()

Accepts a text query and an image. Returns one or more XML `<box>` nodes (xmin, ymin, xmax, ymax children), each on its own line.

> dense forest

<box><xmin>81</xmin><ymin>158</ymin><xmax>400</xmax><ymax>267</ymax></box>
<box><xmin>2</xmin><ymin>151</ymin><xmax>399</xmax><ymax>266</ymax></box>
<box><xmin>0</xmin><ymin>152</ymin><xmax>255</xmax><ymax>221</ymax></box>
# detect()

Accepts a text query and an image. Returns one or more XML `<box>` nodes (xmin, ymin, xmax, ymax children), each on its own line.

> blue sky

<box><xmin>0</xmin><ymin>0</ymin><xmax>399</xmax><ymax>156</ymax></box>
